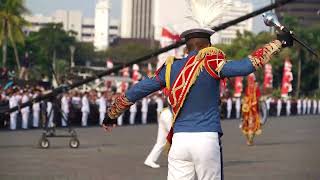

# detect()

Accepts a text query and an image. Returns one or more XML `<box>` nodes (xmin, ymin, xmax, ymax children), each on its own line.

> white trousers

<box><xmin>117</xmin><ymin>114</ymin><xmax>123</xmax><ymax>126</ymax></box>
<box><xmin>99</xmin><ymin>112</ymin><xmax>106</xmax><ymax>125</ymax></box>
<box><xmin>82</xmin><ymin>112</ymin><xmax>89</xmax><ymax>126</ymax></box>
<box><xmin>168</xmin><ymin>132</ymin><xmax>222</xmax><ymax>180</ymax></box>
<box><xmin>129</xmin><ymin>112</ymin><xmax>136</xmax><ymax>125</ymax></box>
<box><xmin>61</xmin><ymin>112</ymin><xmax>68</xmax><ymax>127</ymax></box>
<box><xmin>142</xmin><ymin>111</ymin><xmax>148</xmax><ymax>124</ymax></box>
<box><xmin>227</xmin><ymin>108</ymin><xmax>232</xmax><ymax>119</ymax></box>
<box><xmin>33</xmin><ymin>110</ymin><xmax>40</xmax><ymax>127</ymax></box>
<box><xmin>297</xmin><ymin>106</ymin><xmax>301</xmax><ymax>115</ymax></box>
<box><xmin>22</xmin><ymin>112</ymin><xmax>29</xmax><ymax>129</ymax></box>
<box><xmin>145</xmin><ymin>110</ymin><xmax>171</xmax><ymax>163</ymax></box>
<box><xmin>10</xmin><ymin>112</ymin><xmax>18</xmax><ymax>130</ymax></box>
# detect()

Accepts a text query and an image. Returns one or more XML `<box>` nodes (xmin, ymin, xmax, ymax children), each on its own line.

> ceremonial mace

<box><xmin>1</xmin><ymin>0</ymin><xmax>295</xmax><ymax>114</ymax></box>
<box><xmin>262</xmin><ymin>12</ymin><xmax>318</xmax><ymax>57</ymax></box>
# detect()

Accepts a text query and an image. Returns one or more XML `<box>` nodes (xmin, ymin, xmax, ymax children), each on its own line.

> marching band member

<box><xmin>81</xmin><ymin>92</ymin><xmax>90</xmax><ymax>126</ymax></box>
<box><xmin>61</xmin><ymin>93</ymin><xmax>70</xmax><ymax>127</ymax></box>
<box><xmin>21</xmin><ymin>90</ymin><xmax>30</xmax><ymax>129</ymax></box>
<box><xmin>32</xmin><ymin>89</ymin><xmax>40</xmax><ymax>128</ymax></box>
<box><xmin>141</xmin><ymin>97</ymin><xmax>149</xmax><ymax>124</ymax></box>
<box><xmin>144</xmin><ymin>107</ymin><xmax>172</xmax><ymax>168</ymax></box>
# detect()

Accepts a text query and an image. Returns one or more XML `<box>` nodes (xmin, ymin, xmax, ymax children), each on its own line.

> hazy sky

<box><xmin>25</xmin><ymin>0</ymin><xmax>122</xmax><ymax>19</ymax></box>
<box><xmin>25</xmin><ymin>0</ymin><xmax>268</xmax><ymax>33</ymax></box>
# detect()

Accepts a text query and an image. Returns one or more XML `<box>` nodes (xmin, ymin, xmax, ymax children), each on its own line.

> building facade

<box><xmin>121</xmin><ymin>0</ymin><xmax>154</xmax><ymax>39</ymax></box>
<box><xmin>275</xmin><ymin>0</ymin><xmax>320</xmax><ymax>27</ymax></box>
<box><xmin>121</xmin><ymin>0</ymin><xmax>253</xmax><ymax>44</ymax></box>
<box><xmin>24</xmin><ymin>1</ymin><xmax>120</xmax><ymax>50</ymax></box>
<box><xmin>211</xmin><ymin>1</ymin><xmax>253</xmax><ymax>44</ymax></box>
<box><xmin>94</xmin><ymin>0</ymin><xmax>110</xmax><ymax>50</ymax></box>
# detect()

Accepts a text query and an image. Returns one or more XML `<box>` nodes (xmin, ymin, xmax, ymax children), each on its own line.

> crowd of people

<box><xmin>0</xmin><ymin>82</ymin><xmax>319</xmax><ymax>130</ymax></box>
<box><xmin>221</xmin><ymin>96</ymin><xmax>320</xmax><ymax>119</ymax></box>
<box><xmin>0</xmin><ymin>84</ymin><xmax>166</xmax><ymax>130</ymax></box>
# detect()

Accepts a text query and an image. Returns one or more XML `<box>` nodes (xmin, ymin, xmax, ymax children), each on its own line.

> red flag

<box><xmin>220</xmin><ymin>79</ymin><xmax>227</xmax><ymax>97</ymax></box>
<box><xmin>161</xmin><ymin>27</ymin><xmax>180</xmax><ymax>41</ymax></box>
<box><xmin>281</xmin><ymin>58</ymin><xmax>293</xmax><ymax>98</ymax></box>
<box><xmin>233</xmin><ymin>77</ymin><xmax>243</xmax><ymax>97</ymax></box>
<box><xmin>263</xmin><ymin>63</ymin><xmax>273</xmax><ymax>90</ymax></box>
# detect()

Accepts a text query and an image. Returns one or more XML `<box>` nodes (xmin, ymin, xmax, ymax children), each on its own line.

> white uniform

<box><xmin>235</xmin><ymin>97</ymin><xmax>241</xmax><ymax>119</ymax></box>
<box><xmin>312</xmin><ymin>99</ymin><xmax>317</xmax><ymax>114</ymax></box>
<box><xmin>97</xmin><ymin>96</ymin><xmax>107</xmax><ymax>125</ymax></box>
<box><xmin>32</xmin><ymin>93</ymin><xmax>40</xmax><ymax>128</ymax></box>
<box><xmin>9</xmin><ymin>95</ymin><xmax>18</xmax><ymax>130</ymax></box>
<box><xmin>117</xmin><ymin>113</ymin><xmax>124</xmax><ymax>126</ymax></box>
<box><xmin>81</xmin><ymin>95</ymin><xmax>90</xmax><ymax>126</ymax></box>
<box><xmin>21</xmin><ymin>94</ymin><xmax>30</xmax><ymax>129</ymax></box>
<box><xmin>297</xmin><ymin>99</ymin><xmax>301</xmax><ymax>115</ymax></box>
<box><xmin>286</xmin><ymin>99</ymin><xmax>291</xmax><ymax>116</ymax></box>
<box><xmin>302</xmin><ymin>99</ymin><xmax>307</xmax><ymax>115</ymax></box>
<box><xmin>318</xmin><ymin>100</ymin><xmax>320</xmax><ymax>114</ymax></box>
<box><xmin>144</xmin><ymin>108</ymin><xmax>172</xmax><ymax>168</ymax></box>
<box><xmin>155</xmin><ymin>97</ymin><xmax>164</xmax><ymax>117</ymax></box>
<box><xmin>47</xmin><ymin>101</ymin><xmax>54</xmax><ymax>128</ymax></box>
<box><xmin>61</xmin><ymin>95</ymin><xmax>69</xmax><ymax>127</ymax></box>
<box><xmin>141</xmin><ymin>98</ymin><xmax>149</xmax><ymax>124</ymax></box>
<box><xmin>277</xmin><ymin>99</ymin><xmax>282</xmax><ymax>117</ymax></box>
<box><xmin>129</xmin><ymin>103</ymin><xmax>137</xmax><ymax>125</ymax></box>
<box><xmin>226</xmin><ymin>98</ymin><xmax>232</xmax><ymax>119</ymax></box>
<box><xmin>307</xmin><ymin>99</ymin><xmax>312</xmax><ymax>114</ymax></box>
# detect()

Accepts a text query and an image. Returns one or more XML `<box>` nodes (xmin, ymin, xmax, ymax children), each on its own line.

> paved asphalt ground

<box><xmin>0</xmin><ymin>115</ymin><xmax>319</xmax><ymax>180</ymax></box>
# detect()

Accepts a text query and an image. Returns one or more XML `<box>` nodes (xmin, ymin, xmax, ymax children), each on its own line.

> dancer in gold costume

<box><xmin>241</xmin><ymin>73</ymin><xmax>262</xmax><ymax>146</ymax></box>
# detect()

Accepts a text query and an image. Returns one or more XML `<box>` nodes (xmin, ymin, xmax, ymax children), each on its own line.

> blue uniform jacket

<box><xmin>125</xmin><ymin>50</ymin><xmax>255</xmax><ymax>134</ymax></box>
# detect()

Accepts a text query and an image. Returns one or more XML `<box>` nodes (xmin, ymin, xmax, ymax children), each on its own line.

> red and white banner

<box><xmin>157</xmin><ymin>27</ymin><xmax>181</xmax><ymax>69</ymax></box>
<box><xmin>263</xmin><ymin>63</ymin><xmax>273</xmax><ymax>90</ymax></box>
<box><xmin>220</xmin><ymin>79</ymin><xmax>227</xmax><ymax>97</ymax></box>
<box><xmin>233</xmin><ymin>76</ymin><xmax>243</xmax><ymax>97</ymax></box>
<box><xmin>106</xmin><ymin>59</ymin><xmax>113</xmax><ymax>69</ymax></box>
<box><xmin>132</xmin><ymin>64</ymin><xmax>141</xmax><ymax>85</ymax></box>
<box><xmin>281</xmin><ymin>59</ymin><xmax>293</xmax><ymax>98</ymax></box>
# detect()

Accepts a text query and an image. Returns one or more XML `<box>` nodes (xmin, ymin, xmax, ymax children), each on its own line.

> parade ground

<box><xmin>0</xmin><ymin>115</ymin><xmax>319</xmax><ymax>180</ymax></box>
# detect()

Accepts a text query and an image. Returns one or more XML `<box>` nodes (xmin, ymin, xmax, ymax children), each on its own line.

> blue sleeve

<box><xmin>125</xmin><ymin>66</ymin><xmax>166</xmax><ymax>102</ymax></box>
<box><xmin>221</xmin><ymin>57</ymin><xmax>256</xmax><ymax>78</ymax></box>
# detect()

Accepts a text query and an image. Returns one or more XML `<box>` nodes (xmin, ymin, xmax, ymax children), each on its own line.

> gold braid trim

<box><xmin>107</xmin><ymin>94</ymin><xmax>133</xmax><ymax>119</ymax></box>
<box><xmin>249</xmin><ymin>40</ymin><xmax>282</xmax><ymax>70</ymax></box>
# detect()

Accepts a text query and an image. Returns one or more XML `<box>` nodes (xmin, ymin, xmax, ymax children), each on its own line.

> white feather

<box><xmin>186</xmin><ymin>0</ymin><xmax>230</xmax><ymax>28</ymax></box>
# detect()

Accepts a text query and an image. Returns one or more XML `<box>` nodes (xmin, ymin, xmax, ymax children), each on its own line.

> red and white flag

<box><xmin>281</xmin><ymin>58</ymin><xmax>293</xmax><ymax>98</ymax></box>
<box><xmin>132</xmin><ymin>64</ymin><xmax>141</xmax><ymax>85</ymax></box>
<box><xmin>157</xmin><ymin>27</ymin><xmax>181</xmax><ymax>69</ymax></box>
<box><xmin>106</xmin><ymin>58</ymin><xmax>113</xmax><ymax>69</ymax></box>
<box><xmin>233</xmin><ymin>76</ymin><xmax>243</xmax><ymax>97</ymax></box>
<box><xmin>263</xmin><ymin>63</ymin><xmax>273</xmax><ymax>90</ymax></box>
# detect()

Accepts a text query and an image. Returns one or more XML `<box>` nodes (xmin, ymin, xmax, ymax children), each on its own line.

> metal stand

<box><xmin>38</xmin><ymin>96</ymin><xmax>80</xmax><ymax>149</ymax></box>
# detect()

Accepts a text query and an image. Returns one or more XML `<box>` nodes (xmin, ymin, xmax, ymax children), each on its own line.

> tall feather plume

<box><xmin>186</xmin><ymin>0</ymin><xmax>231</xmax><ymax>28</ymax></box>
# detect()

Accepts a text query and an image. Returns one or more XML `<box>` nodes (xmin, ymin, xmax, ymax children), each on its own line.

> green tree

<box><xmin>0</xmin><ymin>0</ymin><xmax>29</xmax><ymax>71</ymax></box>
<box><xmin>31</xmin><ymin>23</ymin><xmax>76</xmax><ymax>83</ymax></box>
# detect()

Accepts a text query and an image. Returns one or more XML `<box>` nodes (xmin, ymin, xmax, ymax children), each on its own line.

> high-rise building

<box><xmin>121</xmin><ymin>0</ymin><xmax>254</xmax><ymax>43</ymax></box>
<box><xmin>24</xmin><ymin>2</ymin><xmax>119</xmax><ymax>49</ymax></box>
<box><xmin>275</xmin><ymin>0</ymin><xmax>320</xmax><ymax>27</ymax></box>
<box><xmin>94</xmin><ymin>0</ymin><xmax>110</xmax><ymax>51</ymax></box>
<box><xmin>121</xmin><ymin>0</ymin><xmax>153</xmax><ymax>39</ymax></box>
<box><xmin>211</xmin><ymin>1</ymin><xmax>253</xmax><ymax>44</ymax></box>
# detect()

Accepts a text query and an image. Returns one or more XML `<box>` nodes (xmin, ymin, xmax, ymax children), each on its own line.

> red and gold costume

<box><xmin>241</xmin><ymin>73</ymin><xmax>262</xmax><ymax>145</ymax></box>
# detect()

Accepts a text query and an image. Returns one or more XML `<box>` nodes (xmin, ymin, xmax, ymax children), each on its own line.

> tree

<box><xmin>0</xmin><ymin>0</ymin><xmax>29</xmax><ymax>71</ymax></box>
<box><xmin>31</xmin><ymin>23</ymin><xmax>76</xmax><ymax>83</ymax></box>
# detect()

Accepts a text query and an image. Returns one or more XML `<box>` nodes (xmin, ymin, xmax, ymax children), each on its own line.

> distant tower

<box><xmin>121</xmin><ymin>0</ymin><xmax>153</xmax><ymax>39</ymax></box>
<box><xmin>121</xmin><ymin>0</ymin><xmax>133</xmax><ymax>38</ymax></box>
<box><xmin>94</xmin><ymin>0</ymin><xmax>110</xmax><ymax>51</ymax></box>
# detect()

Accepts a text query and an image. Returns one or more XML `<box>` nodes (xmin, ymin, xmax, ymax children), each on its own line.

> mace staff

<box><xmin>1</xmin><ymin>0</ymin><xmax>294</xmax><ymax>114</ymax></box>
